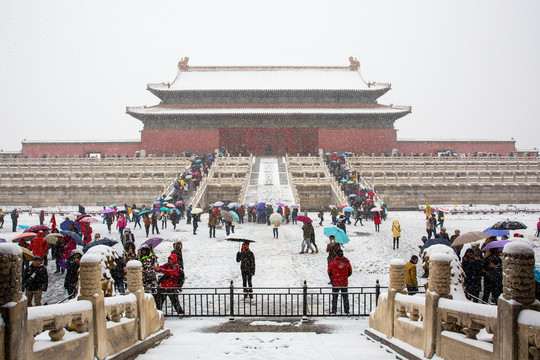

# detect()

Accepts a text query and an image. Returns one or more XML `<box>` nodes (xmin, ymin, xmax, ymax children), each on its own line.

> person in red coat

<box><xmin>328</xmin><ymin>249</ymin><xmax>352</xmax><ymax>314</ymax></box>
<box><xmin>154</xmin><ymin>253</ymin><xmax>184</xmax><ymax>315</ymax></box>
<box><xmin>80</xmin><ymin>222</ymin><xmax>93</xmax><ymax>244</ymax></box>
<box><xmin>29</xmin><ymin>231</ymin><xmax>49</xmax><ymax>266</ymax></box>
<box><xmin>373</xmin><ymin>212</ymin><xmax>382</xmax><ymax>232</ymax></box>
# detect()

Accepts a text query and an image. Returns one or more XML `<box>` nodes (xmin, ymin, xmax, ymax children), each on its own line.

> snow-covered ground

<box><xmin>2</xmin><ymin>209</ymin><xmax>539</xmax><ymax>305</ymax></box>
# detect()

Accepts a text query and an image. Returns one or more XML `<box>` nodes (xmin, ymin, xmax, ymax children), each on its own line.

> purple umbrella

<box><xmin>0</xmin><ymin>238</ymin><xmax>6</xmax><ymax>243</ymax></box>
<box><xmin>141</xmin><ymin>237</ymin><xmax>163</xmax><ymax>249</ymax></box>
<box><xmin>256</xmin><ymin>202</ymin><xmax>266</xmax><ymax>210</ymax></box>
<box><xmin>291</xmin><ymin>205</ymin><xmax>300</xmax><ymax>209</ymax></box>
<box><xmin>276</xmin><ymin>202</ymin><xmax>285</xmax><ymax>207</ymax></box>
<box><xmin>60</xmin><ymin>220</ymin><xmax>81</xmax><ymax>232</ymax></box>
<box><xmin>153</xmin><ymin>201</ymin><xmax>162</xmax><ymax>205</ymax></box>
<box><xmin>102</xmin><ymin>208</ymin><xmax>115</xmax><ymax>214</ymax></box>
<box><xmin>482</xmin><ymin>240</ymin><xmax>511</xmax><ymax>252</ymax></box>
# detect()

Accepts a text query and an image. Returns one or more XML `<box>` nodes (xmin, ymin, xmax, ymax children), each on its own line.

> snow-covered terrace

<box><xmin>148</xmin><ymin>67</ymin><xmax>390</xmax><ymax>91</ymax></box>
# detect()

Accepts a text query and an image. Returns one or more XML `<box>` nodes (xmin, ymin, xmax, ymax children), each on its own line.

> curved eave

<box><xmin>146</xmin><ymin>88</ymin><xmax>391</xmax><ymax>104</ymax></box>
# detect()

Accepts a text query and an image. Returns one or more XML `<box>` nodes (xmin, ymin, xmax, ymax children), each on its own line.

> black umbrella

<box><xmin>225</xmin><ymin>233</ymin><xmax>256</xmax><ymax>243</ymax></box>
<box><xmin>490</xmin><ymin>220</ymin><xmax>527</xmax><ymax>230</ymax></box>
<box><xmin>420</xmin><ymin>237</ymin><xmax>451</xmax><ymax>252</ymax></box>
<box><xmin>83</xmin><ymin>238</ymin><xmax>118</xmax><ymax>253</ymax></box>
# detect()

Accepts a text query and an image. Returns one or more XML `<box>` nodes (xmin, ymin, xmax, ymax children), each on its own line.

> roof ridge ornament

<box><xmin>178</xmin><ymin>57</ymin><xmax>190</xmax><ymax>71</ymax></box>
<box><xmin>348</xmin><ymin>56</ymin><xmax>360</xmax><ymax>71</ymax></box>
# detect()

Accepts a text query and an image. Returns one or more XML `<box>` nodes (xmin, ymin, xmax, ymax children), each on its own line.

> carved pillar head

<box><xmin>502</xmin><ymin>242</ymin><xmax>535</xmax><ymax>304</ymax></box>
<box><xmin>126</xmin><ymin>260</ymin><xmax>143</xmax><ymax>293</ymax></box>
<box><xmin>428</xmin><ymin>254</ymin><xmax>452</xmax><ymax>296</ymax></box>
<box><xmin>79</xmin><ymin>254</ymin><xmax>102</xmax><ymax>297</ymax></box>
<box><xmin>390</xmin><ymin>259</ymin><xmax>406</xmax><ymax>291</ymax></box>
<box><xmin>0</xmin><ymin>244</ymin><xmax>23</xmax><ymax>305</ymax></box>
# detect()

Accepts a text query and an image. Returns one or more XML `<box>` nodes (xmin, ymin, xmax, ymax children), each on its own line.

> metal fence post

<box><xmin>229</xmin><ymin>280</ymin><xmax>235</xmax><ymax>322</ymax></box>
<box><xmin>375</xmin><ymin>279</ymin><xmax>380</xmax><ymax>306</ymax></box>
<box><xmin>302</xmin><ymin>280</ymin><xmax>308</xmax><ymax>322</ymax></box>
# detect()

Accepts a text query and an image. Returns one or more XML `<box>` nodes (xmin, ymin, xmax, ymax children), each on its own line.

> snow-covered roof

<box><xmin>126</xmin><ymin>106</ymin><xmax>410</xmax><ymax>116</ymax></box>
<box><xmin>148</xmin><ymin>67</ymin><xmax>390</xmax><ymax>92</ymax></box>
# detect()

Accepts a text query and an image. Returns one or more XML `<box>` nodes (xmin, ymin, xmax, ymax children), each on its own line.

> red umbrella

<box><xmin>79</xmin><ymin>217</ymin><xmax>99</xmax><ymax>223</ymax></box>
<box><xmin>364</xmin><ymin>199</ymin><xmax>374</xmax><ymax>204</ymax></box>
<box><xmin>339</xmin><ymin>205</ymin><xmax>347</xmax><ymax>209</ymax></box>
<box><xmin>24</xmin><ymin>225</ymin><xmax>50</xmax><ymax>233</ymax></box>
<box><xmin>76</xmin><ymin>214</ymin><xmax>91</xmax><ymax>222</ymax></box>
<box><xmin>192</xmin><ymin>172</ymin><xmax>200</xmax><ymax>176</ymax></box>
<box><xmin>295</xmin><ymin>215</ymin><xmax>312</xmax><ymax>223</ymax></box>
<box><xmin>175</xmin><ymin>201</ymin><xmax>184</xmax><ymax>205</ymax></box>
<box><xmin>12</xmin><ymin>233</ymin><xmax>37</xmax><ymax>242</ymax></box>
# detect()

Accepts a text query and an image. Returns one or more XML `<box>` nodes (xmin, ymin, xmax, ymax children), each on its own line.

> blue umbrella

<box><xmin>256</xmin><ymin>202</ymin><xmax>266</xmax><ymax>210</ymax></box>
<box><xmin>60</xmin><ymin>220</ymin><xmax>81</xmax><ymax>232</ymax></box>
<box><xmin>61</xmin><ymin>230</ymin><xmax>84</xmax><ymax>246</ymax></box>
<box><xmin>229</xmin><ymin>210</ymin><xmax>240</xmax><ymax>222</ymax></box>
<box><xmin>340</xmin><ymin>179</ymin><xmax>348</xmax><ymax>183</ymax></box>
<box><xmin>83</xmin><ymin>238</ymin><xmax>118</xmax><ymax>253</ymax></box>
<box><xmin>325</xmin><ymin>152</ymin><xmax>330</xmax><ymax>155</ymax></box>
<box><xmin>0</xmin><ymin>238</ymin><xmax>6</xmax><ymax>243</ymax></box>
<box><xmin>483</xmin><ymin>227</ymin><xmax>510</xmax><ymax>237</ymax></box>
<box><xmin>420</xmin><ymin>237</ymin><xmax>451</xmax><ymax>252</ymax></box>
<box><xmin>150</xmin><ymin>208</ymin><xmax>160</xmax><ymax>214</ymax></box>
<box><xmin>18</xmin><ymin>225</ymin><xmax>30</xmax><ymax>229</ymax></box>
<box><xmin>323</xmin><ymin>227</ymin><xmax>350</xmax><ymax>244</ymax></box>
<box><xmin>139</xmin><ymin>210</ymin><xmax>150</xmax><ymax>215</ymax></box>
<box><xmin>171</xmin><ymin>208</ymin><xmax>180</xmax><ymax>214</ymax></box>
<box><xmin>343</xmin><ymin>206</ymin><xmax>354</xmax><ymax>212</ymax></box>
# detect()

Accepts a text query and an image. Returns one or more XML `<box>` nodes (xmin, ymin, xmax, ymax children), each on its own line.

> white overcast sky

<box><xmin>1</xmin><ymin>0</ymin><xmax>539</xmax><ymax>151</ymax></box>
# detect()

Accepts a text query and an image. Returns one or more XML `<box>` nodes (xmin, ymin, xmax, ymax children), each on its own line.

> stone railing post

<box><xmin>386</xmin><ymin>259</ymin><xmax>406</xmax><ymax>338</ymax></box>
<box><xmin>498</xmin><ymin>242</ymin><xmax>537</xmax><ymax>360</ymax></box>
<box><xmin>424</xmin><ymin>253</ymin><xmax>451</xmax><ymax>358</ymax></box>
<box><xmin>0</xmin><ymin>244</ymin><xmax>28</xmax><ymax>360</ymax></box>
<box><xmin>78</xmin><ymin>254</ymin><xmax>107</xmax><ymax>360</ymax></box>
<box><xmin>126</xmin><ymin>260</ymin><xmax>147</xmax><ymax>340</ymax></box>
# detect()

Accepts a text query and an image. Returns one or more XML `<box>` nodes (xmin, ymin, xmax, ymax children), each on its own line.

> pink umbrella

<box><xmin>192</xmin><ymin>172</ymin><xmax>200</xmax><ymax>176</ymax></box>
<box><xmin>79</xmin><ymin>217</ymin><xmax>99</xmax><ymax>223</ymax></box>
<box><xmin>102</xmin><ymin>208</ymin><xmax>115</xmax><ymax>214</ymax></box>
<box><xmin>12</xmin><ymin>232</ymin><xmax>37</xmax><ymax>242</ymax></box>
<box><xmin>295</xmin><ymin>215</ymin><xmax>312</xmax><ymax>223</ymax></box>
<box><xmin>329</xmin><ymin>205</ymin><xmax>336</xmax><ymax>209</ymax></box>
<box><xmin>24</xmin><ymin>225</ymin><xmax>50</xmax><ymax>233</ymax></box>
<box><xmin>482</xmin><ymin>240</ymin><xmax>511</xmax><ymax>252</ymax></box>
<box><xmin>370</xmin><ymin>207</ymin><xmax>383</xmax><ymax>212</ymax></box>
<box><xmin>276</xmin><ymin>202</ymin><xmax>285</xmax><ymax>207</ymax></box>
<box><xmin>175</xmin><ymin>201</ymin><xmax>184</xmax><ymax>205</ymax></box>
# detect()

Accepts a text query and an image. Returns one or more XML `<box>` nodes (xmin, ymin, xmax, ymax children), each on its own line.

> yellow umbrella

<box><xmin>21</xmin><ymin>247</ymin><xmax>34</xmax><ymax>261</ymax></box>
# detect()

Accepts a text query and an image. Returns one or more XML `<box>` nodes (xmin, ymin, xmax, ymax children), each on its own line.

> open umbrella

<box><xmin>323</xmin><ymin>227</ymin><xmax>350</xmax><ymax>244</ymax></box>
<box><xmin>150</xmin><ymin>208</ymin><xmax>160</xmax><ymax>214</ymax></box>
<box><xmin>343</xmin><ymin>206</ymin><xmax>354</xmax><ymax>212</ymax></box>
<box><xmin>349</xmin><ymin>194</ymin><xmax>357</xmax><ymax>198</ymax></box>
<box><xmin>228</xmin><ymin>202</ymin><xmax>240</xmax><ymax>208</ymax></box>
<box><xmin>171</xmin><ymin>208</ymin><xmax>180</xmax><ymax>214</ymax></box>
<box><xmin>60</xmin><ymin>220</ymin><xmax>81</xmax><ymax>232</ymax></box>
<box><xmin>83</xmin><ymin>238</ymin><xmax>118</xmax><ymax>253</ymax></box>
<box><xmin>491</xmin><ymin>220</ymin><xmax>527</xmax><ymax>230</ymax></box>
<box><xmin>329</xmin><ymin>205</ymin><xmax>336</xmax><ymax>209</ymax></box>
<box><xmin>370</xmin><ymin>207</ymin><xmax>383</xmax><ymax>212</ymax></box>
<box><xmin>131</xmin><ymin>209</ymin><xmax>141</xmax><ymax>214</ymax></box>
<box><xmin>175</xmin><ymin>201</ymin><xmax>184</xmax><ymax>206</ymax></box>
<box><xmin>60</xmin><ymin>230</ymin><xmax>84</xmax><ymax>246</ymax></box>
<box><xmin>420</xmin><ymin>238</ymin><xmax>451</xmax><ymax>252</ymax></box>
<box><xmin>221</xmin><ymin>210</ymin><xmax>233</xmax><ymax>222</ymax></box>
<box><xmin>364</xmin><ymin>199</ymin><xmax>374</xmax><ymax>204</ymax></box>
<box><xmin>295</xmin><ymin>215</ymin><xmax>312</xmax><ymax>223</ymax></box>
<box><xmin>139</xmin><ymin>210</ymin><xmax>150</xmax><ymax>215</ymax></box>
<box><xmin>153</xmin><ymin>201</ymin><xmax>162</xmax><ymax>205</ymax></box>
<box><xmin>185</xmin><ymin>175</ymin><xmax>192</xmax><ymax>179</ymax></box>
<box><xmin>214</xmin><ymin>201</ymin><xmax>224</xmax><ymax>207</ymax></box>
<box><xmin>21</xmin><ymin>247</ymin><xmax>34</xmax><ymax>261</ymax></box>
<box><xmin>75</xmin><ymin>214</ymin><xmax>91</xmax><ymax>222</ymax></box>
<box><xmin>451</xmin><ymin>231</ymin><xmax>491</xmax><ymax>247</ymax></box>
<box><xmin>256</xmin><ymin>202</ymin><xmax>266</xmax><ymax>210</ymax></box>
<box><xmin>339</xmin><ymin>205</ymin><xmax>348</xmax><ymax>209</ymax></box>
<box><xmin>276</xmin><ymin>202</ymin><xmax>285</xmax><ymax>207</ymax></box>
<box><xmin>102</xmin><ymin>208</ymin><xmax>115</xmax><ymax>214</ymax></box>
<box><xmin>12</xmin><ymin>233</ymin><xmax>37</xmax><ymax>242</ymax></box>
<box><xmin>24</xmin><ymin>225</ymin><xmax>50</xmax><ymax>233</ymax></box>
<box><xmin>229</xmin><ymin>210</ymin><xmax>240</xmax><ymax>222</ymax></box>
<box><xmin>269</xmin><ymin>213</ymin><xmax>282</xmax><ymax>226</ymax></box>
<box><xmin>0</xmin><ymin>238</ymin><xmax>5</xmax><ymax>243</ymax></box>
<box><xmin>347</xmin><ymin>181</ymin><xmax>354</xmax><ymax>184</ymax></box>
<box><xmin>291</xmin><ymin>205</ymin><xmax>300</xmax><ymax>209</ymax></box>
<box><xmin>70</xmin><ymin>212</ymin><xmax>82</xmax><ymax>217</ymax></box>
<box><xmin>18</xmin><ymin>225</ymin><xmax>30</xmax><ymax>229</ymax></box>
<box><xmin>192</xmin><ymin>172</ymin><xmax>200</xmax><ymax>176</ymax></box>
<box><xmin>141</xmin><ymin>237</ymin><xmax>163</xmax><ymax>249</ymax></box>
<box><xmin>79</xmin><ymin>217</ymin><xmax>99</xmax><ymax>223</ymax></box>
<box><xmin>483</xmin><ymin>227</ymin><xmax>509</xmax><ymax>237</ymax></box>
<box><xmin>191</xmin><ymin>208</ymin><xmax>203</xmax><ymax>214</ymax></box>
<box><xmin>340</xmin><ymin>179</ymin><xmax>348</xmax><ymax>183</ymax></box>
<box><xmin>225</xmin><ymin>233</ymin><xmax>256</xmax><ymax>243</ymax></box>
<box><xmin>166</xmin><ymin>204</ymin><xmax>175</xmax><ymax>209</ymax></box>
<box><xmin>160</xmin><ymin>207</ymin><xmax>170</xmax><ymax>212</ymax></box>
<box><xmin>164</xmin><ymin>195</ymin><xmax>173</xmax><ymax>201</ymax></box>
<box><xmin>482</xmin><ymin>240</ymin><xmax>511</xmax><ymax>252</ymax></box>
<box><xmin>45</xmin><ymin>233</ymin><xmax>64</xmax><ymax>244</ymax></box>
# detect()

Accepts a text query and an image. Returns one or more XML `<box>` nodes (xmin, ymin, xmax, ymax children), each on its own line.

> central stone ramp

<box><xmin>243</xmin><ymin>156</ymin><xmax>295</xmax><ymax>205</ymax></box>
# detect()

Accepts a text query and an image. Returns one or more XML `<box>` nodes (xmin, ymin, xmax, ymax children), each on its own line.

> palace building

<box><xmin>19</xmin><ymin>57</ymin><xmax>516</xmax><ymax>157</ymax></box>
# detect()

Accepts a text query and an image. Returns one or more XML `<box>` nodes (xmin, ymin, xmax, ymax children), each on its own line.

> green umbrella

<box><xmin>160</xmin><ymin>207</ymin><xmax>170</xmax><ymax>212</ymax></box>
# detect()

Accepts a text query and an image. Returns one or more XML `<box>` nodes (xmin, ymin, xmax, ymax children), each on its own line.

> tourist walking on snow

<box><xmin>461</xmin><ymin>249</ymin><xmax>483</xmax><ymax>302</ymax></box>
<box><xmin>143</xmin><ymin>214</ymin><xmax>151</xmax><ymax>237</ymax></box>
<box><xmin>64</xmin><ymin>249</ymin><xmax>83</xmax><ymax>299</ymax></box>
<box><xmin>308</xmin><ymin>222</ymin><xmax>318</xmax><ymax>253</ymax></box>
<box><xmin>354</xmin><ymin>209</ymin><xmax>363</xmax><ymax>226</ymax></box>
<box><xmin>291</xmin><ymin>207</ymin><xmax>298</xmax><ymax>224</ymax></box>
<box><xmin>11</xmin><ymin>209</ymin><xmax>19</xmax><ymax>232</ymax></box>
<box><xmin>151</xmin><ymin>212</ymin><xmax>160</xmax><ymax>235</ymax></box>
<box><xmin>192</xmin><ymin>212</ymin><xmax>199</xmax><ymax>235</ymax></box>
<box><xmin>328</xmin><ymin>249</ymin><xmax>352</xmax><ymax>314</ymax></box>
<box><xmin>426</xmin><ymin>214</ymin><xmax>437</xmax><ymax>239</ymax></box>
<box><xmin>535</xmin><ymin>217</ymin><xmax>540</xmax><ymax>238</ymax></box>
<box><xmin>208</xmin><ymin>210</ymin><xmax>217</xmax><ymax>238</ymax></box>
<box><xmin>29</xmin><ymin>231</ymin><xmax>49</xmax><ymax>266</ymax></box>
<box><xmin>300</xmin><ymin>222</ymin><xmax>315</xmax><ymax>253</ymax></box>
<box><xmin>318</xmin><ymin>208</ymin><xmax>324</xmax><ymax>226</ymax></box>
<box><xmin>154</xmin><ymin>254</ymin><xmax>184</xmax><ymax>315</ymax></box>
<box><xmin>236</xmin><ymin>242</ymin><xmax>255</xmax><ymax>298</ymax></box>
<box><xmin>373</xmin><ymin>211</ymin><xmax>381</xmax><ymax>232</ymax></box>
<box><xmin>391</xmin><ymin>220</ymin><xmax>402</xmax><ymax>250</ymax></box>
<box><xmin>39</xmin><ymin>210</ymin><xmax>45</xmax><ymax>225</ymax></box>
<box><xmin>116</xmin><ymin>214</ymin><xmax>127</xmax><ymax>237</ymax></box>
<box><xmin>105</xmin><ymin>213</ymin><xmax>114</xmax><ymax>234</ymax></box>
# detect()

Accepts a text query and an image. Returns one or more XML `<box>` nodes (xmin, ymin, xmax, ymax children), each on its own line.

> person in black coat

<box><xmin>64</xmin><ymin>249</ymin><xmax>83</xmax><ymax>299</ymax></box>
<box><xmin>11</xmin><ymin>209</ymin><xmax>19</xmax><ymax>232</ymax></box>
<box><xmin>461</xmin><ymin>249</ymin><xmax>484</xmax><ymax>302</ymax></box>
<box><xmin>23</xmin><ymin>256</ymin><xmax>49</xmax><ymax>306</ymax></box>
<box><xmin>236</xmin><ymin>242</ymin><xmax>255</xmax><ymax>298</ymax></box>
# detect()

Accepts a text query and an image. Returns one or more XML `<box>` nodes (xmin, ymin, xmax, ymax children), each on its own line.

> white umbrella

<box><xmin>269</xmin><ymin>213</ymin><xmax>282</xmax><ymax>226</ymax></box>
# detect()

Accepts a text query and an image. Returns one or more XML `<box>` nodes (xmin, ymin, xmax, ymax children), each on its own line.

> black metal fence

<box><xmin>151</xmin><ymin>280</ymin><xmax>389</xmax><ymax>317</ymax></box>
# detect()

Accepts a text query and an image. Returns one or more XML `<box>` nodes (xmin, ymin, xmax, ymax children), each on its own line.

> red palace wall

<box><xmin>21</xmin><ymin>142</ymin><xmax>142</xmax><ymax>158</ymax></box>
<box><xmin>396</xmin><ymin>141</ymin><xmax>516</xmax><ymax>155</ymax></box>
<box><xmin>141</xmin><ymin>129</ymin><xmax>220</xmax><ymax>155</ymax></box>
<box><xmin>318</xmin><ymin>128</ymin><xmax>398</xmax><ymax>153</ymax></box>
